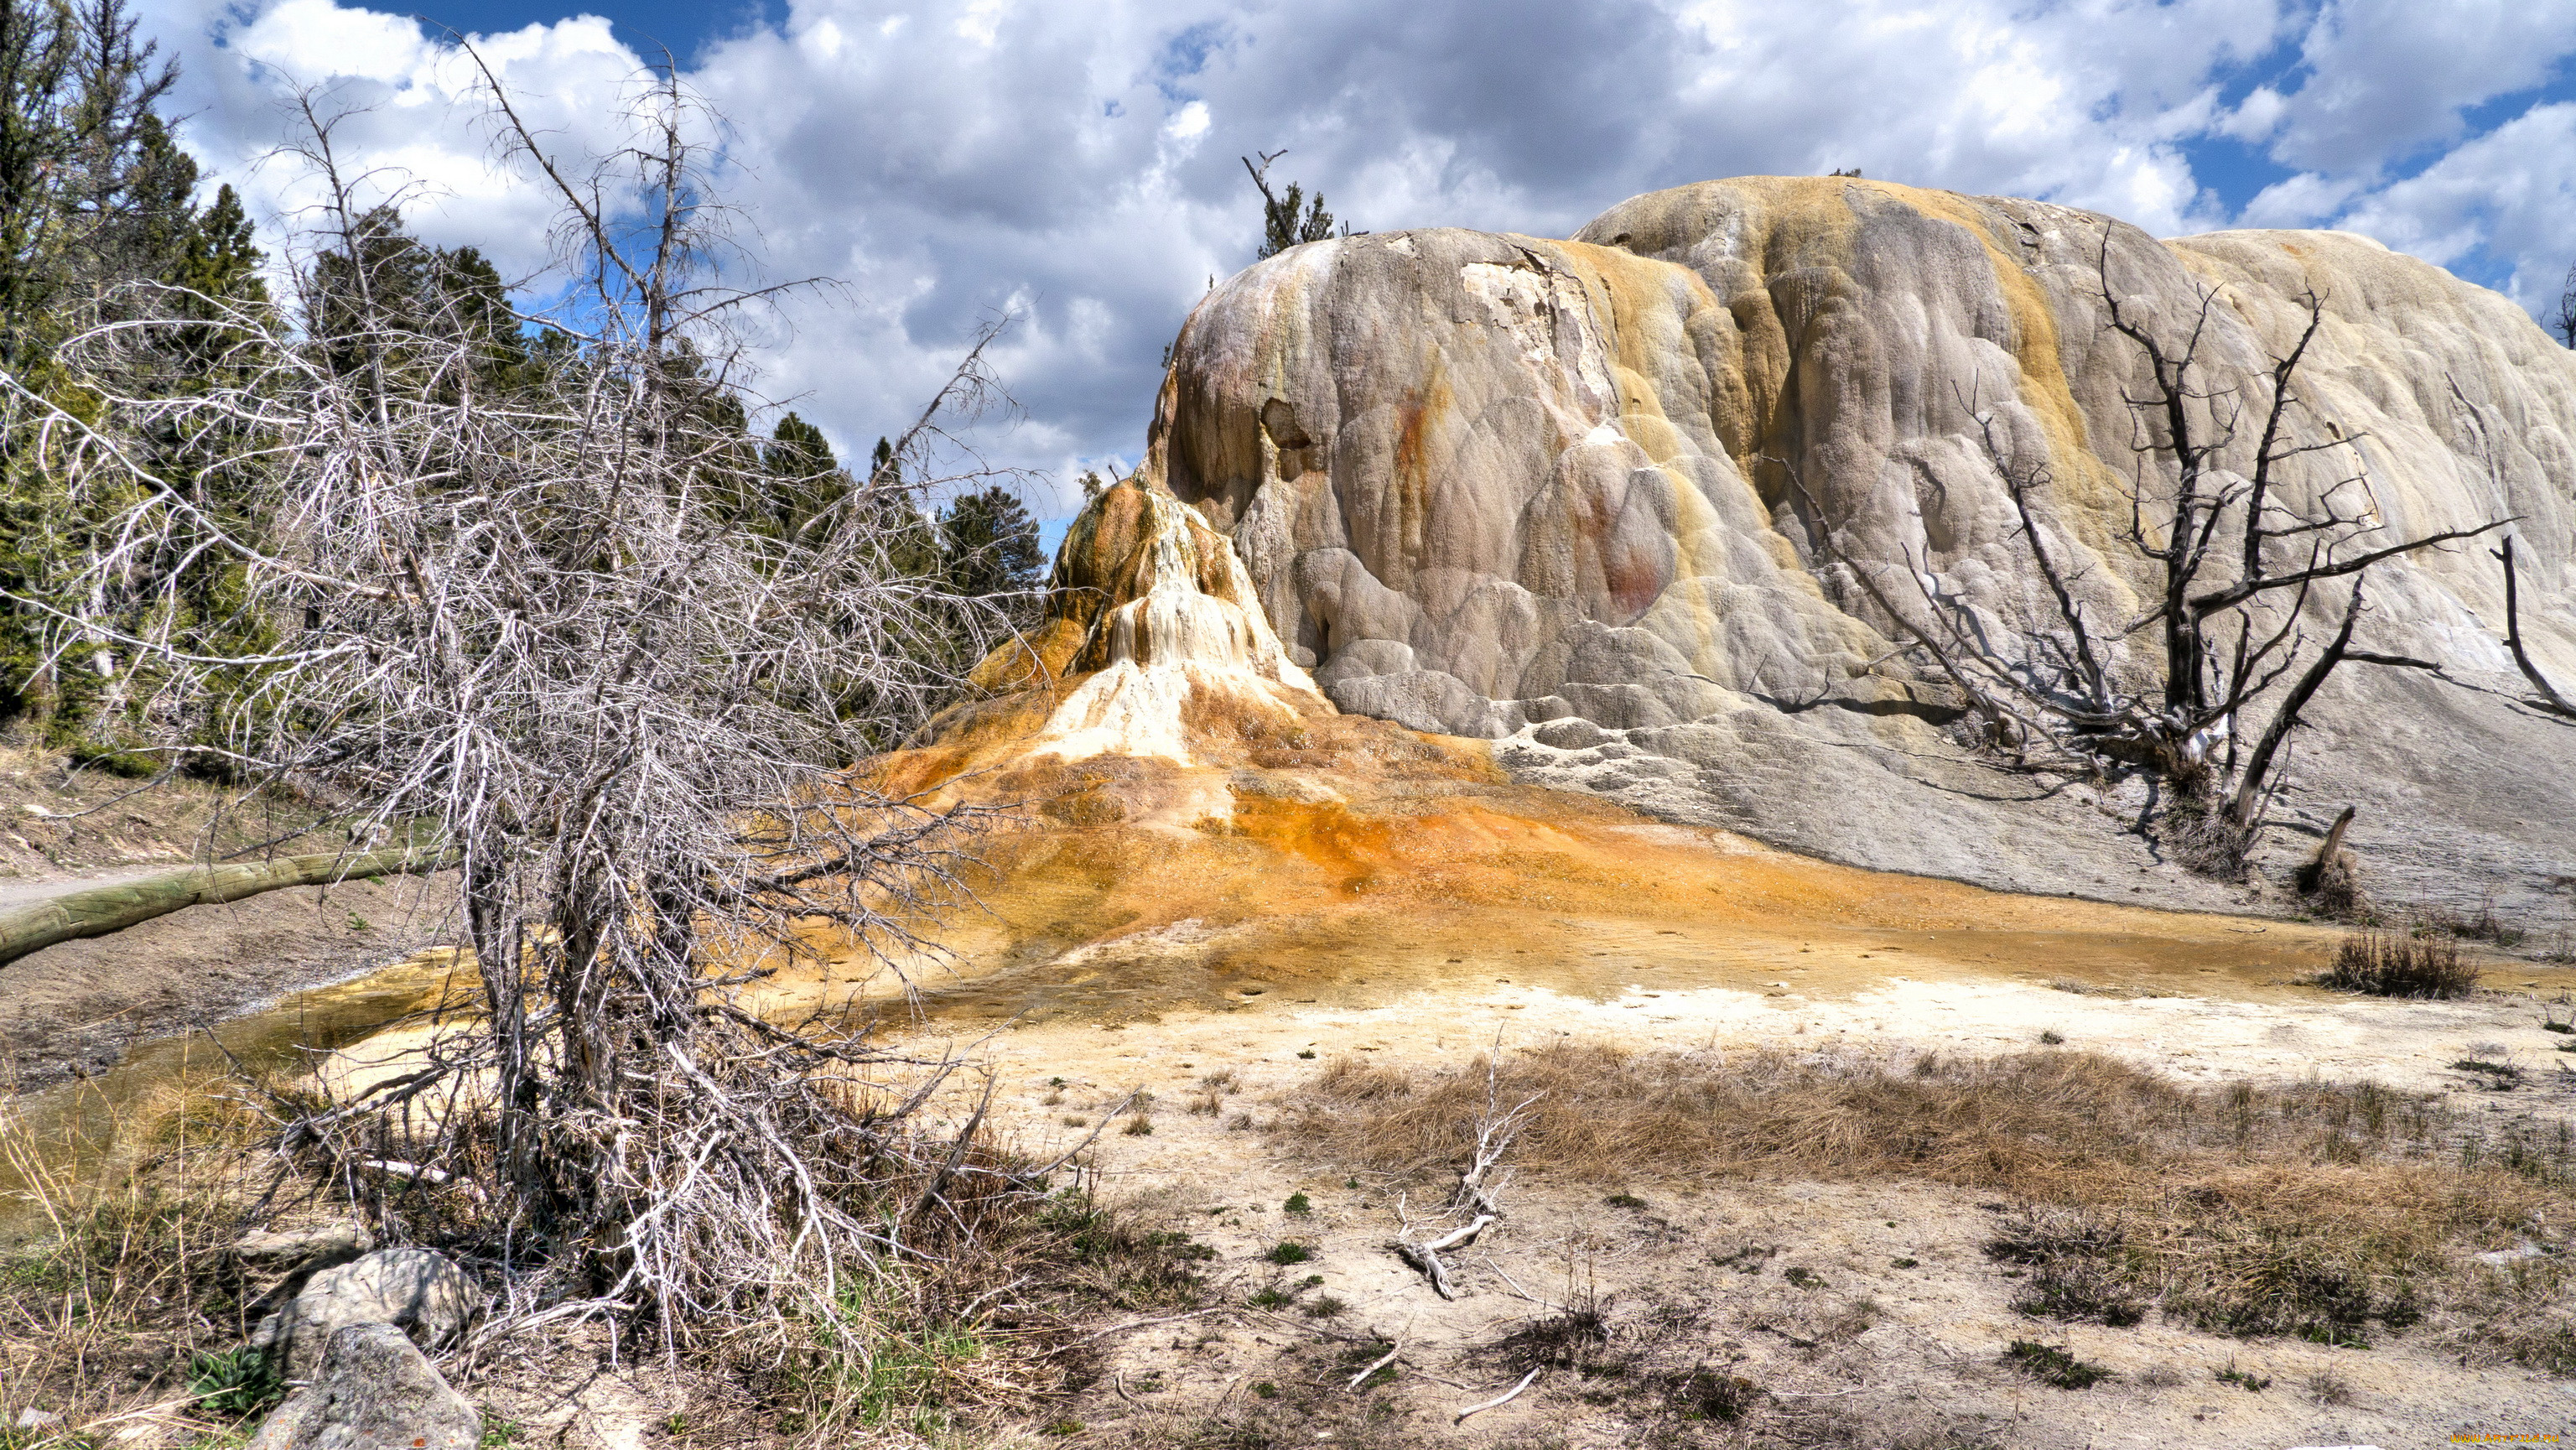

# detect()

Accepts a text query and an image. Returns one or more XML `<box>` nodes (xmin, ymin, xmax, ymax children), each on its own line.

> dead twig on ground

<box><xmin>1453</xmin><ymin>1368</ymin><xmax>1541</xmax><ymax>1424</ymax></box>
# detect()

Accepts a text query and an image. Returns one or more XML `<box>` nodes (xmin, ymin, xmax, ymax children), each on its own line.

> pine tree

<box><xmin>757</xmin><ymin>412</ymin><xmax>847</xmax><ymax>542</ymax></box>
<box><xmin>1242</xmin><ymin>150</ymin><xmax>1337</xmax><ymax>261</ymax></box>
<box><xmin>0</xmin><ymin>0</ymin><xmax>260</xmax><ymax>728</ymax></box>
<box><xmin>936</xmin><ymin>486</ymin><xmax>1042</xmax><ymax>605</ymax></box>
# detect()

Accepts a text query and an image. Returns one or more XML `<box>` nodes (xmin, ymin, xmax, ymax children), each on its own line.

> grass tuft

<box><xmin>2002</xmin><ymin>1339</ymin><xmax>2113</xmax><ymax>1389</ymax></box>
<box><xmin>2316</xmin><ymin>931</ymin><xmax>2478</xmax><ymax>998</ymax></box>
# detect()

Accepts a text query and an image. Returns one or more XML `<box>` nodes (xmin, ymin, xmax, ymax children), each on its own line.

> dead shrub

<box><xmin>2295</xmin><ymin>851</ymin><xmax>2366</xmax><ymax>920</ymax></box>
<box><xmin>1498</xmin><ymin>1289</ymin><xmax>1617</xmax><ymax>1375</ymax></box>
<box><xmin>2415</xmin><ymin>894</ymin><xmax>2526</xmax><ymax>948</ymax></box>
<box><xmin>1987</xmin><ymin>1208</ymin><xmax>2145</xmax><ymax>1326</ymax></box>
<box><xmin>2316</xmin><ymin>931</ymin><xmax>2478</xmax><ymax>998</ymax></box>
<box><xmin>2163</xmin><ymin>800</ymin><xmax>2251</xmax><ymax>880</ymax></box>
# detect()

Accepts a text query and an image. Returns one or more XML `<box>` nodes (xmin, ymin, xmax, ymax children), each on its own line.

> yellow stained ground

<box><xmin>766</xmin><ymin>705</ymin><xmax>2359</xmax><ymax>1039</ymax></box>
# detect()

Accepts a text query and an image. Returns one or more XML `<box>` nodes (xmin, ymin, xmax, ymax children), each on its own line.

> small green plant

<box><xmin>1297</xmin><ymin>1049</ymin><xmax>1317</xmax><ymax>1059</ymax></box>
<box><xmin>1145</xmin><ymin>1229</ymin><xmax>1218</xmax><ymax>1261</ymax></box>
<box><xmin>1343</xmin><ymin>1177</ymin><xmax>1359</xmax><ymax>1188</ymax></box>
<box><xmin>1670</xmin><ymin>1367</ymin><xmax>1763</xmax><ymax>1422</ymax></box>
<box><xmin>1304</xmin><ymin>1295</ymin><xmax>1348</xmax><ymax>1317</ymax></box>
<box><xmin>2214</xmin><ymin>1362</ymin><xmax>2270</xmax><ymax>1392</ymax></box>
<box><xmin>1283</xmin><ymin>1193</ymin><xmax>1312</xmax><ymax>1214</ymax></box>
<box><xmin>1050</xmin><ymin>1076</ymin><xmax>1067</xmax><ymax>1086</ymax></box>
<box><xmin>1265</xmin><ymin>1242</ymin><xmax>1314</xmax><ymax>1266</ymax></box>
<box><xmin>189</xmin><ymin>1346</ymin><xmax>283</xmax><ymax>1420</ymax></box>
<box><xmin>1603</xmin><ymin>1192</ymin><xmax>1647</xmax><ymax>1209</ymax></box>
<box><xmin>2038</xmin><ymin>1030</ymin><xmax>2065</xmax><ymax>1045</ymax></box>
<box><xmin>2003</xmin><ymin>1339</ymin><xmax>2113</xmax><ymax>1390</ymax></box>
<box><xmin>2542</xmin><ymin>1016</ymin><xmax>2573</xmax><ymax>1035</ymax></box>
<box><xmin>344</xmin><ymin>909</ymin><xmax>372</xmax><ymax>932</ymax></box>
<box><xmin>1251</xmin><ymin>1381</ymin><xmax>1278</xmax><ymax>1399</ymax></box>
<box><xmin>1711</xmin><ymin>1244</ymin><xmax>1775</xmax><ymax>1273</ymax></box>
<box><xmin>484</xmin><ymin>1417</ymin><xmax>527</xmax><ymax>1448</ymax></box>
<box><xmin>1041</xmin><ymin>1419</ymin><xmax>1083</xmax><ymax>1437</ymax></box>
<box><xmin>2298</xmin><ymin>1321</ymin><xmax>2371</xmax><ymax>1349</ymax></box>
<box><xmin>1783</xmin><ymin>1266</ymin><xmax>1825</xmax><ymax>1289</ymax></box>
<box><xmin>1248</xmin><ymin>1285</ymin><xmax>1294</xmax><ymax>1308</ymax></box>
<box><xmin>1891</xmin><ymin>1257</ymin><xmax>1919</xmax><ymax>1269</ymax></box>
<box><xmin>2453</xmin><ymin>1058</ymin><xmax>2523</xmax><ymax>1089</ymax></box>
<box><xmin>1301</xmin><ymin>1275</ymin><xmax>1323</xmax><ymax>1287</ymax></box>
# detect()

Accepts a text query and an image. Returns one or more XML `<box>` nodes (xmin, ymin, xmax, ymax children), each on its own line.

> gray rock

<box><xmin>247</xmin><ymin>1323</ymin><xmax>479</xmax><ymax>1450</ymax></box>
<box><xmin>235</xmin><ymin>1222</ymin><xmax>372</xmax><ymax>1271</ymax></box>
<box><xmin>252</xmin><ymin>1247</ymin><xmax>477</xmax><ymax>1380</ymax></box>
<box><xmin>1143</xmin><ymin>177</ymin><xmax>2576</xmax><ymax>922</ymax></box>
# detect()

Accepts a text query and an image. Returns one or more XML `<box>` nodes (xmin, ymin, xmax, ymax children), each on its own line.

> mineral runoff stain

<box><xmin>766</xmin><ymin>741</ymin><xmax>2375</xmax><ymax>1034</ymax></box>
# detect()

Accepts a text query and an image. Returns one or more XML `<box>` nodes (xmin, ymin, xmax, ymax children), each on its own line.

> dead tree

<box><xmin>8</xmin><ymin>65</ymin><xmax>1030</xmax><ymax>1349</ymax></box>
<box><xmin>2493</xmin><ymin>537</ymin><xmax>2575</xmax><ymax>718</ymax></box>
<box><xmin>1797</xmin><ymin>233</ymin><xmax>2505</xmax><ymax>874</ymax></box>
<box><xmin>1243</xmin><ymin>148</ymin><xmax>1338</xmax><ymax>260</ymax></box>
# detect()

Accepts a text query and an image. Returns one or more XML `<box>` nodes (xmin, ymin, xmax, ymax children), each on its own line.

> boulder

<box><xmin>247</xmin><ymin>1323</ymin><xmax>479</xmax><ymax>1450</ymax></box>
<box><xmin>234</xmin><ymin>1222</ymin><xmax>372</xmax><ymax>1272</ymax></box>
<box><xmin>1141</xmin><ymin>176</ymin><xmax>2576</xmax><ymax>919</ymax></box>
<box><xmin>251</xmin><ymin>1247</ymin><xmax>477</xmax><ymax>1380</ymax></box>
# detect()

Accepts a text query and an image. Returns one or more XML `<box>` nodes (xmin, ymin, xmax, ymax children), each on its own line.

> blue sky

<box><xmin>404</xmin><ymin>0</ymin><xmax>765</xmax><ymax>61</ymax></box>
<box><xmin>148</xmin><ymin>0</ymin><xmax>2576</xmax><ymax>528</ymax></box>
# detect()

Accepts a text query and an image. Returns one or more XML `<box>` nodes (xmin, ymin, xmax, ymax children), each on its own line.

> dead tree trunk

<box><xmin>2295</xmin><ymin>803</ymin><xmax>2356</xmax><ymax>896</ymax></box>
<box><xmin>2495</xmin><ymin>538</ymin><xmax>2576</xmax><ymax>718</ymax></box>
<box><xmin>0</xmin><ymin>843</ymin><xmax>449</xmax><ymax>968</ymax></box>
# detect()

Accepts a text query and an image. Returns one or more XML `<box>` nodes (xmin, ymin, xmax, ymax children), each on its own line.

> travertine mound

<box><xmin>966</xmin><ymin>479</ymin><xmax>1326</xmax><ymax>766</ymax></box>
<box><xmin>1137</xmin><ymin>176</ymin><xmax>2576</xmax><ymax>917</ymax></box>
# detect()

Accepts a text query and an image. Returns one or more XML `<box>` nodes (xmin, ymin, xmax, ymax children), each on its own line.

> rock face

<box><xmin>247</xmin><ymin>1323</ymin><xmax>480</xmax><ymax>1450</ymax></box>
<box><xmin>966</xmin><ymin>478</ymin><xmax>1327</xmax><ymax>767</ymax></box>
<box><xmin>252</xmin><ymin>1247</ymin><xmax>476</xmax><ymax>1380</ymax></box>
<box><xmin>1140</xmin><ymin>176</ymin><xmax>2576</xmax><ymax>914</ymax></box>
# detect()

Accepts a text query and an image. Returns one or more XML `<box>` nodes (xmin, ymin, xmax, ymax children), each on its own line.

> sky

<box><xmin>134</xmin><ymin>0</ymin><xmax>2576</xmax><ymax>522</ymax></box>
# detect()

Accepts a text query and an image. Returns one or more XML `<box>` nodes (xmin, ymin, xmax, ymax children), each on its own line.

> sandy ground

<box><xmin>855</xmin><ymin>940</ymin><xmax>2573</xmax><ymax>1450</ymax></box>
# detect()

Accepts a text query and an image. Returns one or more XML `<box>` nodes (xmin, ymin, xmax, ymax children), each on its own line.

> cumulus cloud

<box><xmin>2333</xmin><ymin>102</ymin><xmax>2576</xmax><ymax>311</ymax></box>
<box><xmin>2254</xmin><ymin>0</ymin><xmax>2576</xmax><ymax>175</ymax></box>
<box><xmin>132</xmin><ymin>0</ymin><xmax>2576</xmax><ymax>512</ymax></box>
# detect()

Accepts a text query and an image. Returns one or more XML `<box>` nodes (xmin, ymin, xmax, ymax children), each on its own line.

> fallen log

<box><xmin>0</xmin><ymin>845</ymin><xmax>451</xmax><ymax>969</ymax></box>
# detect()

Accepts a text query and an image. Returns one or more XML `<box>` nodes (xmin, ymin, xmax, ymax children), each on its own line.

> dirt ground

<box><xmin>799</xmin><ymin>917</ymin><xmax>2563</xmax><ymax>1449</ymax></box>
<box><xmin>13</xmin><ymin>705</ymin><xmax>2574</xmax><ymax>1447</ymax></box>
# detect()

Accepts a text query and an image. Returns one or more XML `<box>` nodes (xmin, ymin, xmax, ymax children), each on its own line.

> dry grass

<box><xmin>0</xmin><ymin>1075</ymin><xmax>280</xmax><ymax>1443</ymax></box>
<box><xmin>2</xmin><ymin>1058</ymin><xmax>1217</xmax><ymax>1448</ymax></box>
<box><xmin>2317</xmin><ymin>930</ymin><xmax>2480</xmax><ymax>998</ymax></box>
<box><xmin>2414</xmin><ymin>895</ymin><xmax>2527</xmax><ymax>948</ymax></box>
<box><xmin>1281</xmin><ymin>1043</ymin><xmax>2574</xmax><ymax>1366</ymax></box>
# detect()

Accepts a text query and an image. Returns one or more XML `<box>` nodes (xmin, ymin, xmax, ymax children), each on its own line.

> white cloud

<box><xmin>2331</xmin><ymin>102</ymin><xmax>2576</xmax><ymax>311</ymax></box>
<box><xmin>134</xmin><ymin>0</ymin><xmax>2576</xmax><ymax>515</ymax></box>
<box><xmin>2258</xmin><ymin>0</ymin><xmax>2576</xmax><ymax>175</ymax></box>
